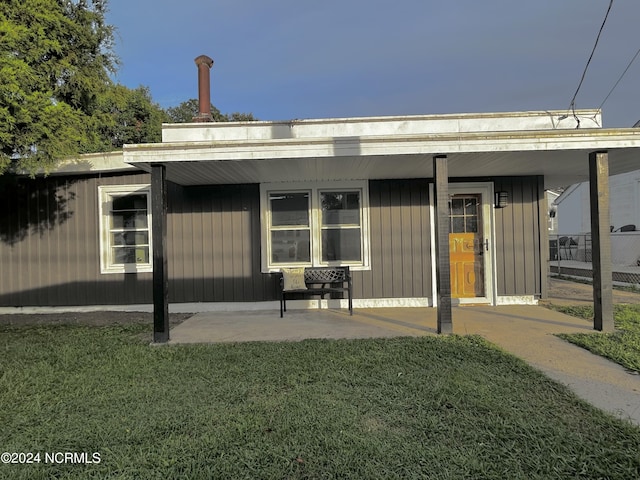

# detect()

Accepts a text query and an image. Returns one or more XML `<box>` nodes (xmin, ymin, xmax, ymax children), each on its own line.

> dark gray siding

<box><xmin>354</xmin><ymin>179</ymin><xmax>432</xmax><ymax>299</ymax></box>
<box><xmin>166</xmin><ymin>184</ymin><xmax>273</xmax><ymax>303</ymax></box>
<box><xmin>0</xmin><ymin>174</ymin><xmax>276</xmax><ymax>306</ymax></box>
<box><xmin>493</xmin><ymin>176</ymin><xmax>545</xmax><ymax>297</ymax></box>
<box><xmin>0</xmin><ymin>172</ymin><xmax>543</xmax><ymax>306</ymax></box>
<box><xmin>0</xmin><ymin>172</ymin><xmax>152</xmax><ymax>306</ymax></box>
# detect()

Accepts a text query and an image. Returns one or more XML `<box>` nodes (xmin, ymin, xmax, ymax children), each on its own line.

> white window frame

<box><xmin>260</xmin><ymin>181</ymin><xmax>370</xmax><ymax>272</ymax></box>
<box><xmin>98</xmin><ymin>184</ymin><xmax>152</xmax><ymax>274</ymax></box>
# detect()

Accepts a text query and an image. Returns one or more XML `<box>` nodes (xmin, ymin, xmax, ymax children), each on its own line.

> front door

<box><xmin>449</xmin><ymin>194</ymin><xmax>485</xmax><ymax>298</ymax></box>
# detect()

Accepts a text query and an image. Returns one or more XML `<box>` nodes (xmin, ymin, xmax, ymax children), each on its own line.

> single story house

<box><xmin>2</xmin><ymin>57</ymin><xmax>639</xmax><ymax>341</ymax></box>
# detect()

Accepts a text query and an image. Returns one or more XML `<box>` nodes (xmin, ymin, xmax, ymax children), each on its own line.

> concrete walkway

<box><xmin>168</xmin><ymin>280</ymin><xmax>640</xmax><ymax>426</ymax></box>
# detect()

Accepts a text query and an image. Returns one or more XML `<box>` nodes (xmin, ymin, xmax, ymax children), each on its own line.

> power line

<box><xmin>568</xmin><ymin>0</ymin><xmax>614</xmax><ymax>128</ymax></box>
<box><xmin>598</xmin><ymin>45</ymin><xmax>640</xmax><ymax>111</ymax></box>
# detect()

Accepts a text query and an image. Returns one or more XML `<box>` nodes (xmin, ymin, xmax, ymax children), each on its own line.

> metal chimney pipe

<box><xmin>193</xmin><ymin>55</ymin><xmax>214</xmax><ymax>122</ymax></box>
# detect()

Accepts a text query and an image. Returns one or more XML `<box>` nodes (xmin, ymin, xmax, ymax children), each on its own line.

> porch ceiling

<box><xmin>124</xmin><ymin>128</ymin><xmax>640</xmax><ymax>189</ymax></box>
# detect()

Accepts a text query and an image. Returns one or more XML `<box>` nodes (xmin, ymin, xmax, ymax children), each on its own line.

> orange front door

<box><xmin>449</xmin><ymin>195</ymin><xmax>485</xmax><ymax>298</ymax></box>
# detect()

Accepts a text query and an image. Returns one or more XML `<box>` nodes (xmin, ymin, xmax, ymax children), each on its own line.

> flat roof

<box><xmin>124</xmin><ymin>110</ymin><xmax>639</xmax><ymax>189</ymax></box>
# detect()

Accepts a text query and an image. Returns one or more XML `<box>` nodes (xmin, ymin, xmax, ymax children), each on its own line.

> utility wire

<box><xmin>597</xmin><ymin>45</ymin><xmax>640</xmax><ymax>111</ymax></box>
<box><xmin>568</xmin><ymin>0</ymin><xmax>614</xmax><ymax>128</ymax></box>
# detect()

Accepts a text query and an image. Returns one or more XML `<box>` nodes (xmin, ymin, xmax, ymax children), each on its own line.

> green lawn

<box><xmin>1</xmin><ymin>323</ymin><xmax>640</xmax><ymax>479</ymax></box>
<box><xmin>551</xmin><ymin>304</ymin><xmax>640</xmax><ymax>373</ymax></box>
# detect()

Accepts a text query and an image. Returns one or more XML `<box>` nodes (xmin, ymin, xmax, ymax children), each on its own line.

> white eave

<box><xmin>122</xmin><ymin>110</ymin><xmax>640</xmax><ymax>188</ymax></box>
<box><xmin>43</xmin><ymin>151</ymin><xmax>136</xmax><ymax>176</ymax></box>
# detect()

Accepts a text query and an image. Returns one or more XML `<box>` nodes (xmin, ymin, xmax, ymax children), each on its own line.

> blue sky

<box><xmin>106</xmin><ymin>0</ymin><xmax>640</xmax><ymax>127</ymax></box>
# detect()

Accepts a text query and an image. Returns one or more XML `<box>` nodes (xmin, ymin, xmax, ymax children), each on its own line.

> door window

<box><xmin>450</xmin><ymin>195</ymin><xmax>481</xmax><ymax>234</ymax></box>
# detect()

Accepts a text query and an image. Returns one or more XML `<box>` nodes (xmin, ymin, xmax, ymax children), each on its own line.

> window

<box><xmin>449</xmin><ymin>195</ymin><xmax>480</xmax><ymax>233</ymax></box>
<box><xmin>321</xmin><ymin>191</ymin><xmax>362</xmax><ymax>262</ymax></box>
<box><xmin>270</xmin><ymin>192</ymin><xmax>311</xmax><ymax>264</ymax></box>
<box><xmin>261</xmin><ymin>181</ymin><xmax>370</xmax><ymax>271</ymax></box>
<box><xmin>99</xmin><ymin>185</ymin><xmax>152</xmax><ymax>274</ymax></box>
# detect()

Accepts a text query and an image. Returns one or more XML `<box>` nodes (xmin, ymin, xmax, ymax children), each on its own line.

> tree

<box><xmin>165</xmin><ymin>99</ymin><xmax>256</xmax><ymax>123</ymax></box>
<box><xmin>0</xmin><ymin>0</ymin><xmax>116</xmax><ymax>175</ymax></box>
<box><xmin>86</xmin><ymin>85</ymin><xmax>169</xmax><ymax>151</ymax></box>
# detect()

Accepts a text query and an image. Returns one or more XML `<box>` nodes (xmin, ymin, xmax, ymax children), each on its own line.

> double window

<box><xmin>261</xmin><ymin>181</ymin><xmax>370</xmax><ymax>271</ymax></box>
<box><xmin>98</xmin><ymin>185</ymin><xmax>152</xmax><ymax>274</ymax></box>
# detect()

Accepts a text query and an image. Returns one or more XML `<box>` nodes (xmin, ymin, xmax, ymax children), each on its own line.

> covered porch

<box><xmin>122</xmin><ymin>110</ymin><xmax>640</xmax><ymax>342</ymax></box>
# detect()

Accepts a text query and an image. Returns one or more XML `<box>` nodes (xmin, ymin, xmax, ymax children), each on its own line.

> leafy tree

<box><xmin>0</xmin><ymin>0</ymin><xmax>116</xmax><ymax>175</ymax></box>
<box><xmin>86</xmin><ymin>84</ymin><xmax>169</xmax><ymax>151</ymax></box>
<box><xmin>165</xmin><ymin>99</ymin><xmax>256</xmax><ymax>123</ymax></box>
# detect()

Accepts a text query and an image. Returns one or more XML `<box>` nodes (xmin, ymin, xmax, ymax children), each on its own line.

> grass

<box><xmin>1</xmin><ymin>323</ymin><xmax>640</xmax><ymax>479</ymax></box>
<box><xmin>549</xmin><ymin>304</ymin><xmax>640</xmax><ymax>373</ymax></box>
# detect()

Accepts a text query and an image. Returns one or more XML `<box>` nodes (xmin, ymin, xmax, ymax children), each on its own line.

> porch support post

<box><xmin>589</xmin><ymin>151</ymin><xmax>614</xmax><ymax>332</ymax></box>
<box><xmin>433</xmin><ymin>154</ymin><xmax>453</xmax><ymax>334</ymax></box>
<box><xmin>152</xmin><ymin>164</ymin><xmax>169</xmax><ymax>343</ymax></box>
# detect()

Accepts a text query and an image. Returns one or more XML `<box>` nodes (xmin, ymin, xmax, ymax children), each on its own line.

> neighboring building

<box><xmin>546</xmin><ymin>189</ymin><xmax>562</xmax><ymax>236</ymax></box>
<box><xmin>555</xmin><ymin>169</ymin><xmax>640</xmax><ymax>234</ymax></box>
<box><xmin>2</xmin><ymin>106</ymin><xmax>640</xmax><ymax>316</ymax></box>
<box><xmin>554</xmin><ymin>169</ymin><xmax>640</xmax><ymax>267</ymax></box>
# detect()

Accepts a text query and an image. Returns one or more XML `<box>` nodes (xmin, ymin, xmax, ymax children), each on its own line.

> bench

<box><xmin>278</xmin><ymin>266</ymin><xmax>353</xmax><ymax>317</ymax></box>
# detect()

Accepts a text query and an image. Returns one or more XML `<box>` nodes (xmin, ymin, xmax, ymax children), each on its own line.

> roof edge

<box><xmin>29</xmin><ymin>151</ymin><xmax>139</xmax><ymax>177</ymax></box>
<box><xmin>161</xmin><ymin>109</ymin><xmax>602</xmax><ymax>128</ymax></box>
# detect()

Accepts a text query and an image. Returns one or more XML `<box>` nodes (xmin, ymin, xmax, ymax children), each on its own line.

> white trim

<box><xmin>169</xmin><ymin>302</ymin><xmax>281</xmax><ymax>313</ymax></box>
<box><xmin>30</xmin><ymin>151</ymin><xmax>138</xmax><ymax>177</ymax></box>
<box><xmin>0</xmin><ymin>295</ymin><xmax>553</xmax><ymax>315</ymax></box>
<box><xmin>554</xmin><ymin>183</ymin><xmax>581</xmax><ymax>205</ymax></box>
<box><xmin>453</xmin><ymin>298</ymin><xmax>492</xmax><ymax>305</ymax></box>
<box><xmin>0</xmin><ymin>305</ymin><xmax>157</xmax><ymax>314</ymax></box>
<box><xmin>160</xmin><ymin>110</ymin><xmax>602</xmax><ymax>143</ymax></box>
<box><xmin>127</xmin><ymin>127</ymin><xmax>640</xmax><ymax>167</ymax></box>
<box><xmin>0</xmin><ymin>303</ymin><xmax>282</xmax><ymax>315</ymax></box>
<box><xmin>430</xmin><ymin>182</ymin><xmax>496</xmax><ymax>305</ymax></box>
<box><xmin>269</xmin><ymin>298</ymin><xmax>434</xmax><ymax>311</ymax></box>
<box><xmin>496</xmin><ymin>295</ymin><xmax>538</xmax><ymax>305</ymax></box>
<box><xmin>260</xmin><ymin>180</ymin><xmax>371</xmax><ymax>272</ymax></box>
<box><xmin>429</xmin><ymin>184</ymin><xmax>438</xmax><ymax>307</ymax></box>
<box><xmin>98</xmin><ymin>184</ymin><xmax>152</xmax><ymax>274</ymax></box>
<box><xmin>451</xmin><ymin>182</ymin><xmax>496</xmax><ymax>304</ymax></box>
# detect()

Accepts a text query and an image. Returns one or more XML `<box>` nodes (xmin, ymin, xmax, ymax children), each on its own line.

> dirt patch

<box><xmin>544</xmin><ymin>278</ymin><xmax>640</xmax><ymax>306</ymax></box>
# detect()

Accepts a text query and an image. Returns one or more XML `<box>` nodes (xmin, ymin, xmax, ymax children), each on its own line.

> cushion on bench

<box><xmin>281</xmin><ymin>267</ymin><xmax>307</xmax><ymax>291</ymax></box>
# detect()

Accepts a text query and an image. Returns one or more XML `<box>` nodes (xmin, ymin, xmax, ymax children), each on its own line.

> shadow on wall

<box><xmin>0</xmin><ymin>275</ymin><xmax>281</xmax><ymax>307</ymax></box>
<box><xmin>0</xmin><ymin>175</ymin><xmax>77</xmax><ymax>246</ymax></box>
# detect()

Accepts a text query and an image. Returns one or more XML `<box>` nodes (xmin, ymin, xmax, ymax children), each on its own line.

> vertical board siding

<box><xmin>0</xmin><ymin>175</ymin><xmax>272</xmax><ymax>306</ymax></box>
<box><xmin>1</xmin><ymin>173</ymin><xmax>543</xmax><ymax>306</ymax></box>
<box><xmin>166</xmin><ymin>184</ymin><xmax>271</xmax><ymax>303</ymax></box>
<box><xmin>1</xmin><ymin>175</ymin><xmax>434</xmax><ymax>306</ymax></box>
<box><xmin>493</xmin><ymin>176</ymin><xmax>543</xmax><ymax>297</ymax></box>
<box><xmin>536</xmin><ymin>176</ymin><xmax>548</xmax><ymax>298</ymax></box>
<box><xmin>0</xmin><ymin>172</ymin><xmax>152</xmax><ymax>306</ymax></box>
<box><xmin>353</xmin><ymin>179</ymin><xmax>432</xmax><ymax>299</ymax></box>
